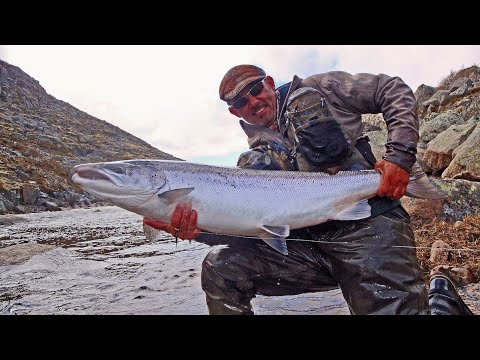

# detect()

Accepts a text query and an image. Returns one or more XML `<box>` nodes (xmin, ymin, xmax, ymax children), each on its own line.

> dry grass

<box><xmin>414</xmin><ymin>213</ymin><xmax>480</xmax><ymax>281</ymax></box>
<box><xmin>437</xmin><ymin>64</ymin><xmax>480</xmax><ymax>90</ymax></box>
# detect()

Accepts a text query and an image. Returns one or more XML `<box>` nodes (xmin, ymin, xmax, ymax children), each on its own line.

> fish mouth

<box><xmin>72</xmin><ymin>166</ymin><xmax>123</xmax><ymax>187</ymax></box>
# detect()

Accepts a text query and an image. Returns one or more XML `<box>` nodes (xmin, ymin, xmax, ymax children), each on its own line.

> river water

<box><xmin>0</xmin><ymin>206</ymin><xmax>349</xmax><ymax>315</ymax></box>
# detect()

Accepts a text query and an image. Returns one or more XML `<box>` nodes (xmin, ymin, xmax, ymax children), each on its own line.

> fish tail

<box><xmin>406</xmin><ymin>163</ymin><xmax>447</xmax><ymax>199</ymax></box>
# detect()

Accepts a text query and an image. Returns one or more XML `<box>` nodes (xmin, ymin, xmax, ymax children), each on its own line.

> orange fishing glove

<box><xmin>374</xmin><ymin>159</ymin><xmax>410</xmax><ymax>200</ymax></box>
<box><xmin>143</xmin><ymin>202</ymin><xmax>201</xmax><ymax>240</ymax></box>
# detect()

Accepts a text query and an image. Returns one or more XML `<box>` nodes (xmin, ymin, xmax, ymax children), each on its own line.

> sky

<box><xmin>1</xmin><ymin>45</ymin><xmax>479</xmax><ymax>165</ymax></box>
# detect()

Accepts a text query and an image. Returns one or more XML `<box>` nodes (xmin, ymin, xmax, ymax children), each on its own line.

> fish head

<box><xmin>71</xmin><ymin>161</ymin><xmax>167</xmax><ymax>208</ymax></box>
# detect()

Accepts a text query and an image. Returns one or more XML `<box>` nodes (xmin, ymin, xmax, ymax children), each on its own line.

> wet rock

<box><xmin>21</xmin><ymin>185</ymin><xmax>40</xmax><ymax>205</ymax></box>
<box><xmin>0</xmin><ymin>214</ymin><xmax>27</xmax><ymax>225</ymax></box>
<box><xmin>0</xmin><ymin>197</ymin><xmax>14</xmax><ymax>214</ymax></box>
<box><xmin>0</xmin><ymin>243</ymin><xmax>57</xmax><ymax>266</ymax></box>
<box><xmin>12</xmin><ymin>205</ymin><xmax>27</xmax><ymax>214</ymax></box>
<box><xmin>44</xmin><ymin>201</ymin><xmax>62</xmax><ymax>211</ymax></box>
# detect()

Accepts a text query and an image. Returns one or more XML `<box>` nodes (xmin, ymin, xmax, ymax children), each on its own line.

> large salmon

<box><xmin>71</xmin><ymin>160</ymin><xmax>445</xmax><ymax>255</ymax></box>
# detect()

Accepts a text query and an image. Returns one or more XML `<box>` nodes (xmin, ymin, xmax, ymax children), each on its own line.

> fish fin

<box><xmin>158</xmin><ymin>187</ymin><xmax>195</xmax><ymax>204</ymax></box>
<box><xmin>333</xmin><ymin>199</ymin><xmax>371</xmax><ymax>221</ymax></box>
<box><xmin>406</xmin><ymin>163</ymin><xmax>447</xmax><ymax>199</ymax></box>
<box><xmin>143</xmin><ymin>222</ymin><xmax>165</xmax><ymax>242</ymax></box>
<box><xmin>259</xmin><ymin>236</ymin><xmax>289</xmax><ymax>256</ymax></box>
<box><xmin>260</xmin><ymin>224</ymin><xmax>290</xmax><ymax>238</ymax></box>
<box><xmin>258</xmin><ymin>225</ymin><xmax>290</xmax><ymax>255</ymax></box>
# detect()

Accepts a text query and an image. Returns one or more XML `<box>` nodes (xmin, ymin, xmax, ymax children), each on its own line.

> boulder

<box><xmin>442</xmin><ymin>124</ymin><xmax>480</xmax><ymax>180</ymax></box>
<box><xmin>422</xmin><ymin>123</ymin><xmax>476</xmax><ymax>174</ymax></box>
<box><xmin>402</xmin><ymin>178</ymin><xmax>480</xmax><ymax>223</ymax></box>
<box><xmin>419</xmin><ymin>110</ymin><xmax>464</xmax><ymax>143</ymax></box>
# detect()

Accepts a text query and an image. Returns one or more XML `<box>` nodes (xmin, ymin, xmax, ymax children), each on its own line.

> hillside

<box><xmin>0</xmin><ymin>59</ymin><xmax>180</xmax><ymax>214</ymax></box>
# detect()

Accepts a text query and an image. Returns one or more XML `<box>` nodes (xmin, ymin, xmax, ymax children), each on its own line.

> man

<box><xmin>144</xmin><ymin>65</ymin><xmax>473</xmax><ymax>315</ymax></box>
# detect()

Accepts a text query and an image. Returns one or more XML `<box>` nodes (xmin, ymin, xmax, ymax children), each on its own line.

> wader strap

<box><xmin>355</xmin><ymin>135</ymin><xmax>377</xmax><ymax>167</ymax></box>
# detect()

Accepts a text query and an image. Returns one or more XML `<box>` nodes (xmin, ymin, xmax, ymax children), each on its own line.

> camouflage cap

<box><xmin>219</xmin><ymin>64</ymin><xmax>266</xmax><ymax>102</ymax></box>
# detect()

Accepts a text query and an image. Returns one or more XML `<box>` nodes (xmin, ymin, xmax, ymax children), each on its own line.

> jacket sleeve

<box><xmin>305</xmin><ymin>71</ymin><xmax>419</xmax><ymax>173</ymax></box>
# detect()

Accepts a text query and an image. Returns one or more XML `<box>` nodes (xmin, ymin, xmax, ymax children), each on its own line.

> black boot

<box><xmin>428</xmin><ymin>274</ymin><xmax>474</xmax><ymax>315</ymax></box>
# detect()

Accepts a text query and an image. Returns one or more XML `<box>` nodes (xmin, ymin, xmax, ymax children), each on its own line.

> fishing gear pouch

<box><xmin>284</xmin><ymin>87</ymin><xmax>353</xmax><ymax>170</ymax></box>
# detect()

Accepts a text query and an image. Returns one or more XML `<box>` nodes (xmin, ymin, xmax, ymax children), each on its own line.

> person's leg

<box><xmin>201</xmin><ymin>239</ymin><xmax>338</xmax><ymax>315</ymax></box>
<box><xmin>316</xmin><ymin>206</ymin><xmax>429</xmax><ymax>315</ymax></box>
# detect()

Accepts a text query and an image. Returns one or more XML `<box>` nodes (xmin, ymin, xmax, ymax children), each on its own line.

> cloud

<box><xmin>0</xmin><ymin>46</ymin><xmax>7</xmax><ymax>61</ymax></box>
<box><xmin>252</xmin><ymin>45</ymin><xmax>342</xmax><ymax>81</ymax></box>
<box><xmin>332</xmin><ymin>45</ymin><xmax>480</xmax><ymax>90</ymax></box>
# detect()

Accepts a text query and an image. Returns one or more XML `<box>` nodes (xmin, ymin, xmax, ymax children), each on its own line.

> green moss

<box><xmin>470</xmin><ymin>183</ymin><xmax>479</xmax><ymax>194</ymax></box>
<box><xmin>433</xmin><ymin>179</ymin><xmax>457</xmax><ymax>192</ymax></box>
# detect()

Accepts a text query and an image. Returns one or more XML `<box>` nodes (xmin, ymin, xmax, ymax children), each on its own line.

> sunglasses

<box><xmin>229</xmin><ymin>78</ymin><xmax>266</xmax><ymax>110</ymax></box>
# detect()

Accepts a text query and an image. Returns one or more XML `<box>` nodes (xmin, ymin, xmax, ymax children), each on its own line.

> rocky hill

<box><xmin>363</xmin><ymin>65</ymin><xmax>480</xmax><ymax>287</ymax></box>
<box><xmin>0</xmin><ymin>59</ymin><xmax>180</xmax><ymax>214</ymax></box>
<box><xmin>364</xmin><ymin>65</ymin><xmax>480</xmax><ymax>181</ymax></box>
<box><xmin>363</xmin><ymin>65</ymin><xmax>480</xmax><ymax>223</ymax></box>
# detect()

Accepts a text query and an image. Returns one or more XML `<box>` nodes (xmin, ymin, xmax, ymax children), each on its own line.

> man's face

<box><xmin>227</xmin><ymin>76</ymin><xmax>277</xmax><ymax>128</ymax></box>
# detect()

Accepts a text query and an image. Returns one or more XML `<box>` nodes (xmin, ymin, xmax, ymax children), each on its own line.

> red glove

<box><xmin>143</xmin><ymin>202</ymin><xmax>201</xmax><ymax>240</ymax></box>
<box><xmin>374</xmin><ymin>159</ymin><xmax>410</xmax><ymax>200</ymax></box>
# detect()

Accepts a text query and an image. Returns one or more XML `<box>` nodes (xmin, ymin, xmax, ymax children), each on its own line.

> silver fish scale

<box><xmin>160</xmin><ymin>163</ymin><xmax>380</xmax><ymax>235</ymax></box>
